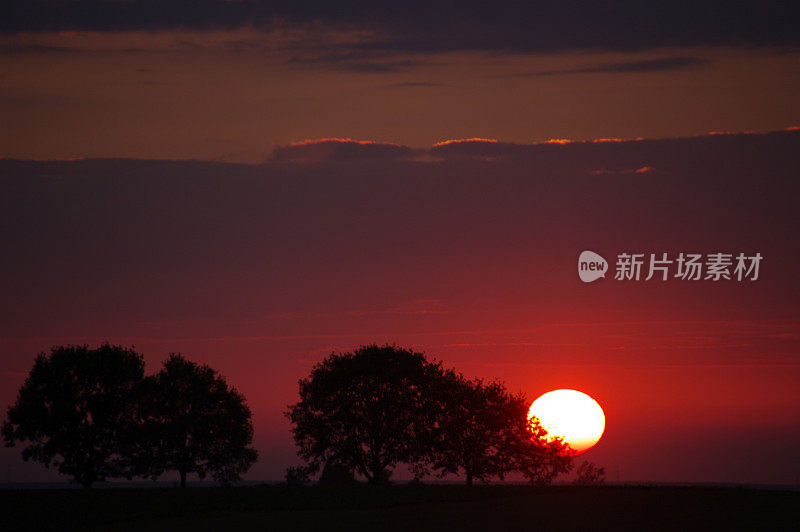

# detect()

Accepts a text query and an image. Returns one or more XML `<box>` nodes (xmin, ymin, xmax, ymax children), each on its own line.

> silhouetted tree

<box><xmin>286</xmin><ymin>344</ymin><xmax>448</xmax><ymax>484</ymax></box>
<box><xmin>430</xmin><ymin>375</ymin><xmax>574</xmax><ymax>486</ymax></box>
<box><xmin>1</xmin><ymin>344</ymin><xmax>145</xmax><ymax>488</ymax></box>
<box><xmin>137</xmin><ymin>354</ymin><xmax>257</xmax><ymax>487</ymax></box>
<box><xmin>574</xmin><ymin>460</ymin><xmax>606</xmax><ymax>485</ymax></box>
<box><xmin>508</xmin><ymin>415</ymin><xmax>574</xmax><ymax>485</ymax></box>
<box><xmin>429</xmin><ymin>376</ymin><xmax>526</xmax><ymax>486</ymax></box>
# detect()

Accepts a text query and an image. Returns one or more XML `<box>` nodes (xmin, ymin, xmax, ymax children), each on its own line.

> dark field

<box><xmin>2</xmin><ymin>484</ymin><xmax>798</xmax><ymax>531</ymax></box>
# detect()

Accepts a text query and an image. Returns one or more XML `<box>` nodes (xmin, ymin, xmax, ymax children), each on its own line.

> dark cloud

<box><xmin>516</xmin><ymin>56</ymin><xmax>709</xmax><ymax>77</ymax></box>
<box><xmin>2</xmin><ymin>1</ymin><xmax>799</xmax><ymax>53</ymax></box>
<box><xmin>425</xmin><ymin>130</ymin><xmax>800</xmax><ymax>187</ymax></box>
<box><xmin>2</xmin><ymin>129</ymin><xmax>799</xmax><ymax>334</ymax></box>
<box><xmin>324</xmin><ymin>60</ymin><xmax>419</xmax><ymax>73</ymax></box>
<box><xmin>1</xmin><ymin>42</ymin><xmax>148</xmax><ymax>54</ymax></box>
<box><xmin>266</xmin><ymin>129</ymin><xmax>800</xmax><ymax>173</ymax></box>
<box><xmin>385</xmin><ymin>81</ymin><xmax>445</xmax><ymax>88</ymax></box>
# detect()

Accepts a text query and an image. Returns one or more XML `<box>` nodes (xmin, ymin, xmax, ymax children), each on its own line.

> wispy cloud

<box><xmin>285</xmin><ymin>48</ymin><xmax>444</xmax><ymax>73</ymax></box>
<box><xmin>384</xmin><ymin>81</ymin><xmax>445</xmax><ymax>88</ymax></box>
<box><xmin>515</xmin><ymin>56</ymin><xmax>709</xmax><ymax>77</ymax></box>
<box><xmin>591</xmin><ymin>166</ymin><xmax>655</xmax><ymax>175</ymax></box>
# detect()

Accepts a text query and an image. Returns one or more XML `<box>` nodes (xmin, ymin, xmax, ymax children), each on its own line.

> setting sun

<box><xmin>528</xmin><ymin>389</ymin><xmax>606</xmax><ymax>454</ymax></box>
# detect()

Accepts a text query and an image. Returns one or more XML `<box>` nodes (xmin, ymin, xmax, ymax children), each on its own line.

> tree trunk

<box><xmin>80</xmin><ymin>471</ymin><xmax>95</xmax><ymax>488</ymax></box>
<box><xmin>466</xmin><ymin>469</ymin><xmax>473</xmax><ymax>487</ymax></box>
<box><xmin>180</xmin><ymin>470</ymin><xmax>187</xmax><ymax>488</ymax></box>
<box><xmin>367</xmin><ymin>468</ymin><xmax>384</xmax><ymax>484</ymax></box>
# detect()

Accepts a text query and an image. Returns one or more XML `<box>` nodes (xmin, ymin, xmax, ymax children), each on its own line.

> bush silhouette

<box><xmin>318</xmin><ymin>461</ymin><xmax>358</xmax><ymax>485</ymax></box>
<box><xmin>574</xmin><ymin>460</ymin><xmax>606</xmax><ymax>485</ymax></box>
<box><xmin>284</xmin><ymin>465</ymin><xmax>312</xmax><ymax>486</ymax></box>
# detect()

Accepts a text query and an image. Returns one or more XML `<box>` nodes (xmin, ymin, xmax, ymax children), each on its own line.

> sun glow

<box><xmin>528</xmin><ymin>389</ymin><xmax>605</xmax><ymax>454</ymax></box>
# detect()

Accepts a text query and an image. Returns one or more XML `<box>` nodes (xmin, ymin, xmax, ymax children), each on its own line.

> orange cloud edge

<box><xmin>289</xmin><ymin>125</ymin><xmax>799</xmax><ymax>151</ymax></box>
<box><xmin>288</xmin><ymin>137</ymin><xmax>404</xmax><ymax>148</ymax></box>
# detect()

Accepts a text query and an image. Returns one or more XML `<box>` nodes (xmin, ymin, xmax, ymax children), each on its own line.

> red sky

<box><xmin>1</xmin><ymin>1</ymin><xmax>799</xmax><ymax>485</ymax></box>
<box><xmin>1</xmin><ymin>130</ymin><xmax>799</xmax><ymax>484</ymax></box>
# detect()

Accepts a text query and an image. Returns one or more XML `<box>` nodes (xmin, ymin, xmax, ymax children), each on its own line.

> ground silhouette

<box><xmin>2</xmin><ymin>484</ymin><xmax>797</xmax><ymax>531</ymax></box>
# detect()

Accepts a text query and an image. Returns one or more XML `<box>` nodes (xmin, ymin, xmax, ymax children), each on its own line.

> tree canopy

<box><xmin>3</xmin><ymin>346</ymin><xmax>257</xmax><ymax>487</ymax></box>
<box><xmin>137</xmin><ymin>354</ymin><xmax>258</xmax><ymax>487</ymax></box>
<box><xmin>429</xmin><ymin>375</ymin><xmax>535</xmax><ymax>486</ymax></box>
<box><xmin>1</xmin><ymin>343</ymin><xmax>145</xmax><ymax>487</ymax></box>
<box><xmin>507</xmin><ymin>414</ymin><xmax>574</xmax><ymax>485</ymax></box>
<box><xmin>286</xmin><ymin>344</ymin><xmax>450</xmax><ymax>484</ymax></box>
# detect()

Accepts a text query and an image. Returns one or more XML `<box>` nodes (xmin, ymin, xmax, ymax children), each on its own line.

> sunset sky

<box><xmin>1</xmin><ymin>1</ymin><xmax>799</xmax><ymax>485</ymax></box>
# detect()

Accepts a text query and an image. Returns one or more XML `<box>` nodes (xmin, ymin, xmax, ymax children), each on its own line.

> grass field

<box><xmin>2</xmin><ymin>484</ymin><xmax>798</xmax><ymax>531</ymax></box>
